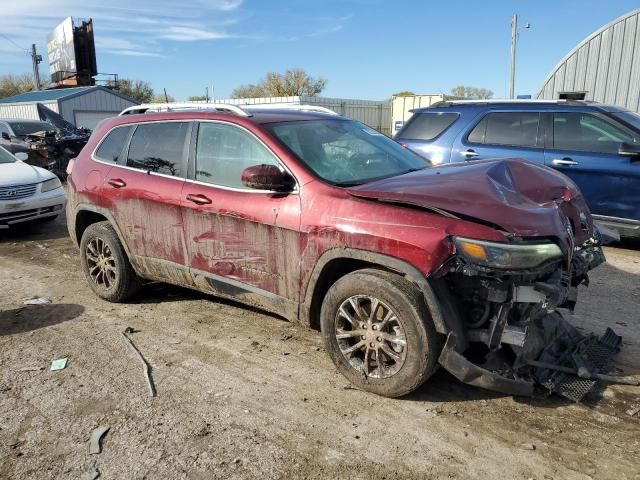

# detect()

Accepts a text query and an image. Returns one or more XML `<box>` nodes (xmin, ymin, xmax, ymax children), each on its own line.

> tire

<box><xmin>320</xmin><ymin>268</ymin><xmax>441</xmax><ymax>397</ymax></box>
<box><xmin>80</xmin><ymin>221</ymin><xmax>141</xmax><ymax>302</ymax></box>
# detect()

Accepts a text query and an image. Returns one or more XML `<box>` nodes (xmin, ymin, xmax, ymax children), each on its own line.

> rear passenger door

<box><xmin>451</xmin><ymin>111</ymin><xmax>545</xmax><ymax>164</ymax></box>
<box><xmin>543</xmin><ymin>111</ymin><xmax>640</xmax><ymax>221</ymax></box>
<box><xmin>181</xmin><ymin>121</ymin><xmax>302</xmax><ymax>314</ymax></box>
<box><xmin>103</xmin><ymin>121</ymin><xmax>193</xmax><ymax>282</ymax></box>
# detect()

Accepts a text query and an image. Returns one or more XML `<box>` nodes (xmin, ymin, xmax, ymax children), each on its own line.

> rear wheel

<box><xmin>80</xmin><ymin>221</ymin><xmax>141</xmax><ymax>302</ymax></box>
<box><xmin>320</xmin><ymin>269</ymin><xmax>441</xmax><ymax>397</ymax></box>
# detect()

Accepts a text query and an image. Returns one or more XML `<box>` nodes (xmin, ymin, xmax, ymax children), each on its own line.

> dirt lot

<box><xmin>1</xmin><ymin>213</ymin><xmax>639</xmax><ymax>480</ymax></box>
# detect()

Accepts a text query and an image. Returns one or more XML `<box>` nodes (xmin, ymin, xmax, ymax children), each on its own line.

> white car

<box><xmin>0</xmin><ymin>146</ymin><xmax>65</xmax><ymax>229</ymax></box>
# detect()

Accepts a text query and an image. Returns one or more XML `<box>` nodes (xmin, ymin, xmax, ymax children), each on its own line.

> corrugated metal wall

<box><xmin>536</xmin><ymin>9</ymin><xmax>640</xmax><ymax>112</ymax></box>
<box><xmin>59</xmin><ymin>89</ymin><xmax>137</xmax><ymax>125</ymax></box>
<box><xmin>0</xmin><ymin>101</ymin><xmax>58</xmax><ymax>120</ymax></box>
<box><xmin>193</xmin><ymin>96</ymin><xmax>392</xmax><ymax>135</ymax></box>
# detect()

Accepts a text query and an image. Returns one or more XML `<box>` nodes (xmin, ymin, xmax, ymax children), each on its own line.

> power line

<box><xmin>0</xmin><ymin>32</ymin><xmax>30</xmax><ymax>54</ymax></box>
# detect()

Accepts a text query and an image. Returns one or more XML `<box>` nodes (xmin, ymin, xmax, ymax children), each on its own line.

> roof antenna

<box><xmin>163</xmin><ymin>88</ymin><xmax>169</xmax><ymax>103</ymax></box>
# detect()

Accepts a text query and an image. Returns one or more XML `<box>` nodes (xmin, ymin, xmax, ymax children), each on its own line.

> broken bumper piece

<box><xmin>439</xmin><ymin>332</ymin><xmax>534</xmax><ymax>396</ymax></box>
<box><xmin>438</xmin><ymin>313</ymin><xmax>625</xmax><ymax>402</ymax></box>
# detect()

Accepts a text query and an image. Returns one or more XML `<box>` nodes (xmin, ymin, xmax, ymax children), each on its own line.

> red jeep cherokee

<box><xmin>66</xmin><ymin>105</ymin><xmax>611</xmax><ymax>398</ymax></box>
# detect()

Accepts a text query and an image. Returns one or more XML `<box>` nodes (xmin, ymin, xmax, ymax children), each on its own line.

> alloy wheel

<box><xmin>335</xmin><ymin>295</ymin><xmax>407</xmax><ymax>378</ymax></box>
<box><xmin>85</xmin><ymin>237</ymin><xmax>117</xmax><ymax>289</ymax></box>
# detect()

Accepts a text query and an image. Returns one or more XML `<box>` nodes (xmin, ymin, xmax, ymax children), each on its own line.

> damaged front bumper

<box><xmin>434</xmin><ymin>235</ymin><xmax>626</xmax><ymax>401</ymax></box>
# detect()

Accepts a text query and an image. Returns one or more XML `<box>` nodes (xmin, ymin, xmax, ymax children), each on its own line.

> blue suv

<box><xmin>395</xmin><ymin>100</ymin><xmax>640</xmax><ymax>238</ymax></box>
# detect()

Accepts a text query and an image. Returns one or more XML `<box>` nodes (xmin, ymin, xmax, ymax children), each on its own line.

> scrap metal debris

<box><xmin>527</xmin><ymin>319</ymin><xmax>626</xmax><ymax>402</ymax></box>
<box><xmin>88</xmin><ymin>426</ymin><xmax>110</xmax><ymax>454</ymax></box>
<box><xmin>50</xmin><ymin>358</ymin><xmax>68</xmax><ymax>371</ymax></box>
<box><xmin>19</xmin><ymin>103</ymin><xmax>91</xmax><ymax>178</ymax></box>
<box><xmin>121</xmin><ymin>327</ymin><xmax>157</xmax><ymax>397</ymax></box>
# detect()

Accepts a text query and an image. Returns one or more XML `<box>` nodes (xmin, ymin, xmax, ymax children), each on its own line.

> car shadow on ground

<box><xmin>0</xmin><ymin>214</ymin><xmax>69</xmax><ymax>243</ymax></box>
<box><xmin>0</xmin><ymin>304</ymin><xmax>85</xmax><ymax>336</ymax></box>
<box><xmin>131</xmin><ymin>282</ymin><xmax>290</xmax><ymax>321</ymax></box>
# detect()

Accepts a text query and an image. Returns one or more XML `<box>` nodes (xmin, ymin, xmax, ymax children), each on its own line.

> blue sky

<box><xmin>1</xmin><ymin>0</ymin><xmax>639</xmax><ymax>100</ymax></box>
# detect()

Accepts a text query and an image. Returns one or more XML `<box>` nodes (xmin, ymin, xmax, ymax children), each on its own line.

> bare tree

<box><xmin>450</xmin><ymin>85</ymin><xmax>494</xmax><ymax>99</ymax></box>
<box><xmin>232</xmin><ymin>68</ymin><xmax>327</xmax><ymax>98</ymax></box>
<box><xmin>0</xmin><ymin>74</ymin><xmax>35</xmax><ymax>99</ymax></box>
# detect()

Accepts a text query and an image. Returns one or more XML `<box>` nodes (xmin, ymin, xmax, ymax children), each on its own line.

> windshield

<box><xmin>264</xmin><ymin>119</ymin><xmax>428</xmax><ymax>186</ymax></box>
<box><xmin>0</xmin><ymin>146</ymin><xmax>16</xmax><ymax>164</ymax></box>
<box><xmin>612</xmin><ymin>111</ymin><xmax>640</xmax><ymax>131</ymax></box>
<box><xmin>8</xmin><ymin>121</ymin><xmax>53</xmax><ymax>136</ymax></box>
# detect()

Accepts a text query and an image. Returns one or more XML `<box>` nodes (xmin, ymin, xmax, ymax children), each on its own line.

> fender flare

<box><xmin>301</xmin><ymin>248</ymin><xmax>466</xmax><ymax>345</ymax></box>
<box><xmin>71</xmin><ymin>203</ymin><xmax>135</xmax><ymax>261</ymax></box>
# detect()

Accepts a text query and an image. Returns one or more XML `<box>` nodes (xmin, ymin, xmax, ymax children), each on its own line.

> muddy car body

<box><xmin>66</xmin><ymin>106</ymin><xmax>614</xmax><ymax>398</ymax></box>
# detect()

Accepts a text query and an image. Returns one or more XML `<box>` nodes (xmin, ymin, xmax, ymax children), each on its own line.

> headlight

<box><xmin>452</xmin><ymin>236</ymin><xmax>564</xmax><ymax>270</ymax></box>
<box><xmin>41</xmin><ymin>177</ymin><xmax>62</xmax><ymax>193</ymax></box>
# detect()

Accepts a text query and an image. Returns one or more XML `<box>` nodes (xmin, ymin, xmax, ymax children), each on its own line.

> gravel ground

<box><xmin>0</xmin><ymin>213</ymin><xmax>639</xmax><ymax>480</ymax></box>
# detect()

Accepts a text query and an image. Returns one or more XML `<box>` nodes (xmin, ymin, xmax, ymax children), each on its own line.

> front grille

<box><xmin>0</xmin><ymin>206</ymin><xmax>56</xmax><ymax>225</ymax></box>
<box><xmin>0</xmin><ymin>183</ymin><xmax>38</xmax><ymax>200</ymax></box>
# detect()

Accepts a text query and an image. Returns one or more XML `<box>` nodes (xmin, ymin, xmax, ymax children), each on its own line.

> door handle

<box><xmin>552</xmin><ymin>158</ymin><xmax>579</xmax><ymax>166</ymax></box>
<box><xmin>107</xmin><ymin>178</ymin><xmax>127</xmax><ymax>188</ymax></box>
<box><xmin>461</xmin><ymin>150</ymin><xmax>478</xmax><ymax>159</ymax></box>
<box><xmin>186</xmin><ymin>193</ymin><xmax>212</xmax><ymax>205</ymax></box>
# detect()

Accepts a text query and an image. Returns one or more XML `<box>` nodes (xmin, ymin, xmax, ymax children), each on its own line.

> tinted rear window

<box><xmin>126</xmin><ymin>122</ymin><xmax>189</xmax><ymax>177</ymax></box>
<box><xmin>397</xmin><ymin>112</ymin><xmax>458</xmax><ymax>140</ymax></box>
<box><xmin>468</xmin><ymin>112</ymin><xmax>540</xmax><ymax>147</ymax></box>
<box><xmin>94</xmin><ymin>126</ymin><xmax>132</xmax><ymax>164</ymax></box>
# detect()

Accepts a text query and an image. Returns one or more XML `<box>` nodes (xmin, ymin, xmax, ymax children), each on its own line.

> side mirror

<box><xmin>1</xmin><ymin>132</ymin><xmax>10</xmax><ymax>141</ymax></box>
<box><xmin>241</xmin><ymin>164</ymin><xmax>295</xmax><ymax>192</ymax></box>
<box><xmin>618</xmin><ymin>142</ymin><xmax>640</xmax><ymax>157</ymax></box>
<box><xmin>14</xmin><ymin>152</ymin><xmax>28</xmax><ymax>161</ymax></box>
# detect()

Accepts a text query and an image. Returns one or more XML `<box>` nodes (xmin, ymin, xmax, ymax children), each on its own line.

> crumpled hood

<box><xmin>348</xmin><ymin>159</ymin><xmax>593</xmax><ymax>250</ymax></box>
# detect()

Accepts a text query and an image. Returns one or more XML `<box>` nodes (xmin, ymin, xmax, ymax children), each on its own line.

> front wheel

<box><xmin>320</xmin><ymin>269</ymin><xmax>441</xmax><ymax>397</ymax></box>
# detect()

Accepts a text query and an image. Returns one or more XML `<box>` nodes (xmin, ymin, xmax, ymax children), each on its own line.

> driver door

<box><xmin>181</xmin><ymin>121</ymin><xmax>302</xmax><ymax>312</ymax></box>
<box><xmin>543</xmin><ymin>111</ymin><xmax>640</xmax><ymax>222</ymax></box>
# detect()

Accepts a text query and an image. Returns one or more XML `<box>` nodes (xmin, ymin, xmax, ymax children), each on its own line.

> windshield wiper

<box><xmin>334</xmin><ymin>167</ymin><xmax>427</xmax><ymax>188</ymax></box>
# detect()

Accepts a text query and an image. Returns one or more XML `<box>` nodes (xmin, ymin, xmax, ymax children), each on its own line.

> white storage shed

<box><xmin>0</xmin><ymin>86</ymin><xmax>138</xmax><ymax>130</ymax></box>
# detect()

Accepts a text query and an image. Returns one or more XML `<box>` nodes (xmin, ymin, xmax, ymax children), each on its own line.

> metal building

<box><xmin>536</xmin><ymin>8</ymin><xmax>640</xmax><ymax>112</ymax></box>
<box><xmin>0</xmin><ymin>86</ymin><xmax>138</xmax><ymax>130</ymax></box>
<box><xmin>191</xmin><ymin>96</ymin><xmax>392</xmax><ymax>135</ymax></box>
<box><xmin>390</xmin><ymin>94</ymin><xmax>459</xmax><ymax>134</ymax></box>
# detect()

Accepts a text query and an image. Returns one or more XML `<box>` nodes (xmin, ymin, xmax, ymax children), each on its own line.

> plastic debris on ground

<box><xmin>50</xmin><ymin>358</ymin><xmax>68</xmax><ymax>371</ymax></box>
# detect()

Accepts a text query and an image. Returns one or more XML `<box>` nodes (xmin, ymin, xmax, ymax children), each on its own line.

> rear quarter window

<box><xmin>397</xmin><ymin>112</ymin><xmax>458</xmax><ymax>140</ymax></box>
<box><xmin>94</xmin><ymin>126</ymin><xmax>133</xmax><ymax>164</ymax></box>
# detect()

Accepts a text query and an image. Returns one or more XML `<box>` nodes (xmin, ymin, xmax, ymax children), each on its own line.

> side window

<box><xmin>94</xmin><ymin>126</ymin><xmax>132</xmax><ymax>164</ymax></box>
<box><xmin>0</xmin><ymin>124</ymin><xmax>9</xmax><ymax>136</ymax></box>
<box><xmin>468</xmin><ymin>112</ymin><xmax>540</xmax><ymax>147</ymax></box>
<box><xmin>553</xmin><ymin>113</ymin><xmax>638</xmax><ymax>154</ymax></box>
<box><xmin>397</xmin><ymin>113</ymin><xmax>458</xmax><ymax>140</ymax></box>
<box><xmin>195</xmin><ymin>123</ymin><xmax>280</xmax><ymax>189</ymax></box>
<box><xmin>126</xmin><ymin>122</ymin><xmax>189</xmax><ymax>177</ymax></box>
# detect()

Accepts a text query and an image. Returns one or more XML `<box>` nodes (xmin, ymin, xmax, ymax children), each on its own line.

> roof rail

<box><xmin>119</xmin><ymin>102</ymin><xmax>251</xmax><ymax>117</ymax></box>
<box><xmin>244</xmin><ymin>104</ymin><xmax>339</xmax><ymax>115</ymax></box>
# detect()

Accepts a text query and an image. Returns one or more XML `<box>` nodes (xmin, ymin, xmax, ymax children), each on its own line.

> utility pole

<box><xmin>509</xmin><ymin>15</ymin><xmax>517</xmax><ymax>99</ymax></box>
<box><xmin>30</xmin><ymin>44</ymin><xmax>42</xmax><ymax>91</ymax></box>
<box><xmin>509</xmin><ymin>14</ymin><xmax>530</xmax><ymax>99</ymax></box>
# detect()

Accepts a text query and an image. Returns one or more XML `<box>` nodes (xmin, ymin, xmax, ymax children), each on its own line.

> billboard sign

<box><xmin>47</xmin><ymin>17</ymin><xmax>76</xmax><ymax>82</ymax></box>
